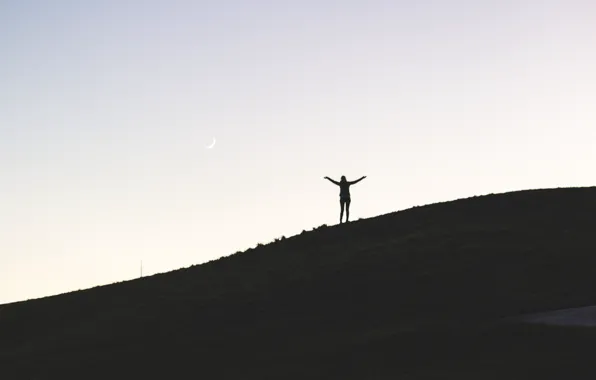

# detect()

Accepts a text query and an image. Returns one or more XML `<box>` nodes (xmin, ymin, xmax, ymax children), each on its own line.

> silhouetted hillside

<box><xmin>2</xmin><ymin>187</ymin><xmax>596</xmax><ymax>379</ymax></box>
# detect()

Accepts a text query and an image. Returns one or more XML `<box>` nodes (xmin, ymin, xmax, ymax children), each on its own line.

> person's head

<box><xmin>340</xmin><ymin>175</ymin><xmax>346</xmax><ymax>182</ymax></box>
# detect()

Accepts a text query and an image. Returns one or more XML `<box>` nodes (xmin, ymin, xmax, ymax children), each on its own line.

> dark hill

<box><xmin>2</xmin><ymin>187</ymin><xmax>596</xmax><ymax>379</ymax></box>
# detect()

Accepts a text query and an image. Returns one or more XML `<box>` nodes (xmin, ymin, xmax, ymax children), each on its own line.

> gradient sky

<box><xmin>1</xmin><ymin>0</ymin><xmax>595</xmax><ymax>304</ymax></box>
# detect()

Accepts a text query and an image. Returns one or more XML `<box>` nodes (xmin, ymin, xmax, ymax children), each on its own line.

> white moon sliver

<box><xmin>206</xmin><ymin>137</ymin><xmax>216</xmax><ymax>149</ymax></box>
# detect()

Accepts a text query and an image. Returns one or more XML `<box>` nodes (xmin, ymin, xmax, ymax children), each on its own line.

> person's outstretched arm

<box><xmin>324</xmin><ymin>176</ymin><xmax>340</xmax><ymax>185</ymax></box>
<box><xmin>349</xmin><ymin>176</ymin><xmax>367</xmax><ymax>185</ymax></box>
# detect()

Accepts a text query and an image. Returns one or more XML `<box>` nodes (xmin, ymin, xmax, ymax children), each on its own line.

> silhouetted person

<box><xmin>324</xmin><ymin>175</ymin><xmax>366</xmax><ymax>224</ymax></box>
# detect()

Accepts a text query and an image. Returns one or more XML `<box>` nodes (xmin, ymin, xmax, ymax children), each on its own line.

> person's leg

<box><xmin>346</xmin><ymin>198</ymin><xmax>351</xmax><ymax>222</ymax></box>
<box><xmin>340</xmin><ymin>199</ymin><xmax>345</xmax><ymax>223</ymax></box>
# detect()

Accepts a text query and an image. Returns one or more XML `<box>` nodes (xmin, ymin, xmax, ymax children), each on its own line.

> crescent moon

<box><xmin>206</xmin><ymin>137</ymin><xmax>216</xmax><ymax>149</ymax></box>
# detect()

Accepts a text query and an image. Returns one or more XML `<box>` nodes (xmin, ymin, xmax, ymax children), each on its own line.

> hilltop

<box><xmin>2</xmin><ymin>187</ymin><xmax>596</xmax><ymax>379</ymax></box>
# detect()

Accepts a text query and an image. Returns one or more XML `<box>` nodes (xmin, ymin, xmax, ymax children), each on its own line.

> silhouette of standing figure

<box><xmin>324</xmin><ymin>175</ymin><xmax>366</xmax><ymax>224</ymax></box>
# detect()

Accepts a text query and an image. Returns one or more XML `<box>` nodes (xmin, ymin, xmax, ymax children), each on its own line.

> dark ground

<box><xmin>2</xmin><ymin>187</ymin><xmax>596</xmax><ymax>379</ymax></box>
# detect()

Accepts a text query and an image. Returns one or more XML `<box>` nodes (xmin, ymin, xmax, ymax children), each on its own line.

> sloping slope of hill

<box><xmin>2</xmin><ymin>187</ymin><xmax>596</xmax><ymax>379</ymax></box>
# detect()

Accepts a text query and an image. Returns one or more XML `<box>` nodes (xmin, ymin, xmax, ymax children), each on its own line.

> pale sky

<box><xmin>1</xmin><ymin>0</ymin><xmax>595</xmax><ymax>304</ymax></box>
